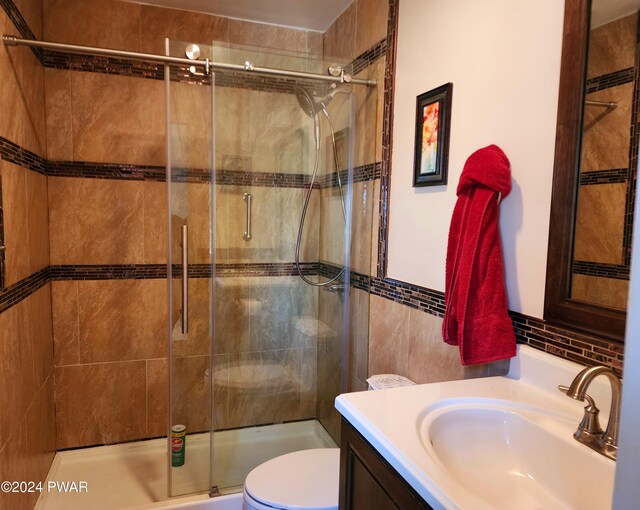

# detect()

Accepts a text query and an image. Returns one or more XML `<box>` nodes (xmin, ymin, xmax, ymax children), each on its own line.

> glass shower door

<box><xmin>165</xmin><ymin>39</ymin><xmax>215</xmax><ymax>498</ymax></box>
<box><xmin>210</xmin><ymin>42</ymin><xmax>354</xmax><ymax>493</ymax></box>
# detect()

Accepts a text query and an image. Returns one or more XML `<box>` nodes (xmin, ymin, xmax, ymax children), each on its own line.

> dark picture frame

<box><xmin>413</xmin><ymin>83</ymin><xmax>453</xmax><ymax>187</ymax></box>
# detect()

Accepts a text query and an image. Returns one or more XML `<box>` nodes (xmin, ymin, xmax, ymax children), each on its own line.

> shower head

<box><xmin>295</xmin><ymin>86</ymin><xmax>339</xmax><ymax>117</ymax></box>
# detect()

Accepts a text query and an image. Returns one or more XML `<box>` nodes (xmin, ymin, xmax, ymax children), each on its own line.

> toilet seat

<box><xmin>243</xmin><ymin>448</ymin><xmax>340</xmax><ymax>510</ymax></box>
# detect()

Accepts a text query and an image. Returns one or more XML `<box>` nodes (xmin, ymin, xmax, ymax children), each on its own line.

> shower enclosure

<box><xmin>166</xmin><ymin>39</ymin><xmax>361</xmax><ymax>497</ymax></box>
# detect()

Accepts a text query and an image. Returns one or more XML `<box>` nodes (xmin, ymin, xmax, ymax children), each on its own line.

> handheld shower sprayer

<box><xmin>294</xmin><ymin>86</ymin><xmax>347</xmax><ymax>288</ymax></box>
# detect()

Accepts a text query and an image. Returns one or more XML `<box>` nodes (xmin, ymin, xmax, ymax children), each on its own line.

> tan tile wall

<box><xmin>0</xmin><ymin>286</ymin><xmax>56</xmax><ymax>510</ymax></box>
<box><xmin>213</xmin><ymin>277</ymin><xmax>319</xmax><ymax>430</ymax></box>
<box><xmin>43</xmin><ymin>0</ymin><xmax>326</xmax><ymax>448</ymax></box>
<box><xmin>573</xmin><ymin>12</ymin><xmax>637</xmax><ymax>303</ymax></box>
<box><xmin>368</xmin><ymin>296</ymin><xmax>509</xmax><ymax>385</ymax></box>
<box><xmin>316</xmin><ymin>0</ymin><xmax>387</xmax><ymax>441</ymax></box>
<box><xmin>0</xmin><ymin>1</ymin><xmax>57</xmax><ymax>507</ymax></box>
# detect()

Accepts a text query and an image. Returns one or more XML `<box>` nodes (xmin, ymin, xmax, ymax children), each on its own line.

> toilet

<box><xmin>243</xmin><ymin>375</ymin><xmax>414</xmax><ymax>510</ymax></box>
<box><xmin>243</xmin><ymin>448</ymin><xmax>340</xmax><ymax>510</ymax></box>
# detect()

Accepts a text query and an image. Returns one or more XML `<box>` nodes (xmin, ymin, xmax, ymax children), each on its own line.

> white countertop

<box><xmin>335</xmin><ymin>345</ymin><xmax>615</xmax><ymax>510</ymax></box>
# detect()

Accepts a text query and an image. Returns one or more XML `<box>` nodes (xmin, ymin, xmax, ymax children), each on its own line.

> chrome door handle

<box><xmin>242</xmin><ymin>193</ymin><xmax>252</xmax><ymax>241</ymax></box>
<box><xmin>181</xmin><ymin>224</ymin><xmax>188</xmax><ymax>335</ymax></box>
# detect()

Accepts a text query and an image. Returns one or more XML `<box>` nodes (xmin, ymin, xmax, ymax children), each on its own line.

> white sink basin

<box><xmin>421</xmin><ymin>401</ymin><xmax>614</xmax><ymax>509</ymax></box>
<box><xmin>335</xmin><ymin>346</ymin><xmax>617</xmax><ymax>509</ymax></box>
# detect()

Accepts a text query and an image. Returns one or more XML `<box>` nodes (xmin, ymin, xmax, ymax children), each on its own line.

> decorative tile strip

<box><xmin>0</xmin><ymin>267</ymin><xmax>49</xmax><ymax>315</ymax></box>
<box><xmin>579</xmin><ymin>168</ymin><xmax>628</xmax><ymax>186</ymax></box>
<box><xmin>49</xmin><ymin>262</ymin><xmax>318</xmax><ymax>281</ymax></box>
<box><xmin>510</xmin><ymin>312</ymin><xmax>624</xmax><ymax>375</ymax></box>
<box><xmin>350</xmin><ymin>271</ymin><xmax>371</xmax><ymax>292</ymax></box>
<box><xmin>318</xmin><ymin>261</ymin><xmax>371</xmax><ymax>291</ymax></box>
<box><xmin>42</xmin><ymin>50</ymin><xmax>165</xmax><ymax>79</ymax></box>
<box><xmin>366</xmin><ymin>271</ymin><xmax>625</xmax><ymax>374</ymax></box>
<box><xmin>623</xmin><ymin>27</ymin><xmax>640</xmax><ymax>267</ymax></box>
<box><xmin>318</xmin><ymin>261</ymin><xmax>343</xmax><ymax>280</ymax></box>
<box><xmin>3</xmin><ymin>130</ymin><xmax>383</xmax><ymax>189</ymax></box>
<box><xmin>377</xmin><ymin>0</ymin><xmax>399</xmax><ymax>279</ymax></box>
<box><xmin>0</xmin><ymin>174</ymin><xmax>4</xmax><ymax>289</ymax></box>
<box><xmin>47</xmin><ymin>161</ymin><xmax>167</xmax><ymax>181</ymax></box>
<box><xmin>217</xmin><ymin>170</ymin><xmax>314</xmax><ymax>188</ymax></box>
<box><xmin>0</xmin><ymin>136</ymin><xmax>47</xmax><ymax>175</ymax></box>
<box><xmin>318</xmin><ymin>162</ymin><xmax>382</xmax><ymax>188</ymax></box>
<box><xmin>214</xmin><ymin>71</ymin><xmax>327</xmax><ymax>96</ymax></box>
<box><xmin>0</xmin><ymin>0</ymin><xmax>43</xmax><ymax>62</ymax></box>
<box><xmin>346</xmin><ymin>38</ymin><xmax>388</xmax><ymax>77</ymax></box>
<box><xmin>50</xmin><ymin>264</ymin><xmax>168</xmax><ymax>280</ymax></box>
<box><xmin>41</xmin><ymin>50</ymin><xmax>330</xmax><ymax>95</ymax></box>
<box><xmin>216</xmin><ymin>262</ymin><xmax>318</xmax><ymax>277</ymax></box>
<box><xmin>371</xmin><ymin>277</ymin><xmax>447</xmax><ymax>317</ymax></box>
<box><xmin>572</xmin><ymin>260</ymin><xmax>630</xmax><ymax>280</ymax></box>
<box><xmin>586</xmin><ymin>68</ymin><xmax>635</xmax><ymax>93</ymax></box>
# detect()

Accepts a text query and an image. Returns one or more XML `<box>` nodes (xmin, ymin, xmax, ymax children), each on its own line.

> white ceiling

<box><xmin>128</xmin><ymin>0</ymin><xmax>353</xmax><ymax>31</ymax></box>
<box><xmin>592</xmin><ymin>0</ymin><xmax>640</xmax><ymax>28</ymax></box>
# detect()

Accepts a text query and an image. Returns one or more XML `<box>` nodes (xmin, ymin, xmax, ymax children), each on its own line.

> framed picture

<box><xmin>413</xmin><ymin>83</ymin><xmax>453</xmax><ymax>187</ymax></box>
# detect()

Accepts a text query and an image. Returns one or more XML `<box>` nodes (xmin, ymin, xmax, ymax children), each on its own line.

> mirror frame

<box><xmin>544</xmin><ymin>0</ymin><xmax>626</xmax><ymax>342</ymax></box>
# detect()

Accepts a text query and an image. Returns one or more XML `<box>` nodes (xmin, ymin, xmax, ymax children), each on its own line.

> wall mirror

<box><xmin>545</xmin><ymin>0</ymin><xmax>640</xmax><ymax>341</ymax></box>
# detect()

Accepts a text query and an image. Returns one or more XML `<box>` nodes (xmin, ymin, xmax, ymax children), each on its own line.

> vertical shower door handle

<box><xmin>181</xmin><ymin>224</ymin><xmax>188</xmax><ymax>335</ymax></box>
<box><xmin>242</xmin><ymin>193</ymin><xmax>252</xmax><ymax>241</ymax></box>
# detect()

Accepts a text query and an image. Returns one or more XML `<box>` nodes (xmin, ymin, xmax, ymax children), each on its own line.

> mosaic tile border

<box><xmin>365</xmin><ymin>274</ymin><xmax>625</xmax><ymax>374</ymax></box>
<box><xmin>376</xmin><ymin>0</ymin><xmax>398</xmax><ymax>279</ymax></box>
<box><xmin>1</xmin><ymin>262</ymin><xmax>322</xmax><ymax>315</ymax></box>
<box><xmin>49</xmin><ymin>265</ymin><xmax>168</xmax><ymax>280</ymax></box>
<box><xmin>0</xmin><ymin>267</ymin><xmax>48</xmax><ymax>315</ymax></box>
<box><xmin>347</xmin><ymin>39</ymin><xmax>387</xmax><ymax>77</ymax></box>
<box><xmin>586</xmin><ymin>67</ymin><xmax>635</xmax><ymax>93</ymax></box>
<box><xmin>47</xmin><ymin>160</ymin><xmax>167</xmax><ymax>181</ymax></box>
<box><xmin>215</xmin><ymin>262</ymin><xmax>317</xmax><ymax>277</ymax></box>
<box><xmin>572</xmin><ymin>260</ymin><xmax>630</xmax><ymax>280</ymax></box>
<box><xmin>371</xmin><ymin>277</ymin><xmax>446</xmax><ymax>317</ymax></box>
<box><xmin>511</xmin><ymin>312</ymin><xmax>624</xmax><ymax>376</ymax></box>
<box><xmin>0</xmin><ymin>174</ymin><xmax>4</xmax><ymax>290</ymax></box>
<box><xmin>2</xmin><ymin>134</ymin><xmax>383</xmax><ymax>189</ymax></box>
<box><xmin>0</xmin><ymin>136</ymin><xmax>47</xmax><ymax>174</ymax></box>
<box><xmin>49</xmin><ymin>262</ymin><xmax>319</xmax><ymax>280</ymax></box>
<box><xmin>318</xmin><ymin>261</ymin><xmax>371</xmax><ymax>292</ymax></box>
<box><xmin>217</xmin><ymin>170</ymin><xmax>313</xmax><ymax>188</ymax></box>
<box><xmin>623</xmin><ymin>17</ymin><xmax>640</xmax><ymax>267</ymax></box>
<box><xmin>43</xmin><ymin>50</ymin><xmax>331</xmax><ymax>96</ymax></box>
<box><xmin>0</xmin><ymin>0</ymin><xmax>42</xmax><ymax>62</ymax></box>
<box><xmin>579</xmin><ymin>168</ymin><xmax>628</xmax><ymax>185</ymax></box>
<box><xmin>42</xmin><ymin>50</ymin><xmax>164</xmax><ymax>79</ymax></box>
<box><xmin>318</xmin><ymin>162</ymin><xmax>381</xmax><ymax>188</ymax></box>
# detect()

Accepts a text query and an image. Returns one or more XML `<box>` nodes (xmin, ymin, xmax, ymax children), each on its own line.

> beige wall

<box><xmin>0</xmin><ymin>1</ymin><xmax>56</xmax><ymax>508</ymax></box>
<box><xmin>388</xmin><ymin>0</ymin><xmax>565</xmax><ymax>318</ymax></box>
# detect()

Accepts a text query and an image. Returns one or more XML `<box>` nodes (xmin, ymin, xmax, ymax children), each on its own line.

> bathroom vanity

<box><xmin>339</xmin><ymin>419</ymin><xmax>432</xmax><ymax>509</ymax></box>
<box><xmin>335</xmin><ymin>346</ymin><xmax>617</xmax><ymax>510</ymax></box>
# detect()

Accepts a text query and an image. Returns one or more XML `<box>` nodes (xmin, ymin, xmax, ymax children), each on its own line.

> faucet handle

<box><xmin>558</xmin><ymin>385</ymin><xmax>603</xmax><ymax>437</ymax></box>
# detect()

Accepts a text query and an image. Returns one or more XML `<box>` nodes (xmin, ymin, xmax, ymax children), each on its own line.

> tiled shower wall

<box><xmin>314</xmin><ymin>0</ymin><xmax>387</xmax><ymax>440</ymax></box>
<box><xmin>572</xmin><ymin>12</ymin><xmax>639</xmax><ymax>310</ymax></box>
<box><xmin>0</xmin><ymin>0</ymin><xmax>56</xmax><ymax>509</ymax></box>
<box><xmin>41</xmin><ymin>0</ymin><xmax>332</xmax><ymax>449</ymax></box>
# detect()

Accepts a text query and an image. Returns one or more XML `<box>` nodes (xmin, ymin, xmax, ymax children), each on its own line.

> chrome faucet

<box><xmin>559</xmin><ymin>365</ymin><xmax>621</xmax><ymax>461</ymax></box>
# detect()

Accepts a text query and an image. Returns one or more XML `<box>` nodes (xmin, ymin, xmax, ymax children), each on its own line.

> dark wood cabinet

<box><xmin>339</xmin><ymin>419</ymin><xmax>434</xmax><ymax>510</ymax></box>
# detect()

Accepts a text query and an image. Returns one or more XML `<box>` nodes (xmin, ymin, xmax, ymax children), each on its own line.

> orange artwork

<box><xmin>421</xmin><ymin>102</ymin><xmax>439</xmax><ymax>174</ymax></box>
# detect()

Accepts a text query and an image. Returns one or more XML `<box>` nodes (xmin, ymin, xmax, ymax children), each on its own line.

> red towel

<box><xmin>442</xmin><ymin>144</ymin><xmax>516</xmax><ymax>365</ymax></box>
